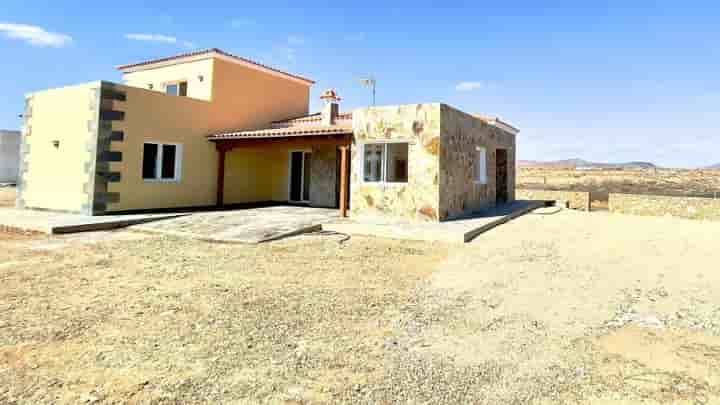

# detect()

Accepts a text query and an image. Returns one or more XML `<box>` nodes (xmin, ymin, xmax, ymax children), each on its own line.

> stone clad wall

<box><xmin>516</xmin><ymin>189</ymin><xmax>590</xmax><ymax>211</ymax></box>
<box><xmin>350</xmin><ymin>104</ymin><xmax>441</xmax><ymax>222</ymax></box>
<box><xmin>609</xmin><ymin>193</ymin><xmax>720</xmax><ymax>221</ymax></box>
<box><xmin>439</xmin><ymin>104</ymin><xmax>516</xmax><ymax>220</ymax></box>
<box><xmin>309</xmin><ymin>145</ymin><xmax>337</xmax><ymax>208</ymax></box>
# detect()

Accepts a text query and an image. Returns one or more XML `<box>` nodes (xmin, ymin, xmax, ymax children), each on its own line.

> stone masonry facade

<box><xmin>351</xmin><ymin>104</ymin><xmax>441</xmax><ymax>222</ymax></box>
<box><xmin>349</xmin><ymin>103</ymin><xmax>517</xmax><ymax>223</ymax></box>
<box><xmin>516</xmin><ymin>189</ymin><xmax>591</xmax><ymax>211</ymax></box>
<box><xmin>439</xmin><ymin>105</ymin><xmax>516</xmax><ymax>220</ymax></box>
<box><xmin>609</xmin><ymin>193</ymin><xmax>720</xmax><ymax>221</ymax></box>
<box><xmin>309</xmin><ymin>145</ymin><xmax>337</xmax><ymax>208</ymax></box>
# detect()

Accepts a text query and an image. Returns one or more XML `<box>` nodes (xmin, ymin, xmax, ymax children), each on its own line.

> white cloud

<box><xmin>125</xmin><ymin>33</ymin><xmax>195</xmax><ymax>49</ymax></box>
<box><xmin>455</xmin><ymin>81</ymin><xmax>485</xmax><ymax>92</ymax></box>
<box><xmin>0</xmin><ymin>23</ymin><xmax>72</xmax><ymax>47</ymax></box>
<box><xmin>125</xmin><ymin>33</ymin><xmax>177</xmax><ymax>43</ymax></box>
<box><xmin>344</xmin><ymin>32</ymin><xmax>366</xmax><ymax>41</ymax></box>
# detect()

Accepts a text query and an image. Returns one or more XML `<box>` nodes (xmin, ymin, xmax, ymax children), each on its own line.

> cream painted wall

<box><xmin>107</xmin><ymin>57</ymin><xmax>312</xmax><ymax>211</ymax></box>
<box><xmin>122</xmin><ymin>59</ymin><xmax>214</xmax><ymax>101</ymax></box>
<box><xmin>20</xmin><ymin>82</ymin><xmax>99</xmax><ymax>212</ymax></box>
<box><xmin>223</xmin><ymin>149</ymin><xmax>274</xmax><ymax>204</ymax></box>
<box><xmin>105</xmin><ymin>84</ymin><xmax>217</xmax><ymax>211</ymax></box>
<box><xmin>211</xmin><ymin>58</ymin><xmax>310</xmax><ymax>132</ymax></box>
<box><xmin>23</xmin><ymin>54</ymin><xmax>313</xmax><ymax>213</ymax></box>
<box><xmin>223</xmin><ymin>147</ymin><xmax>292</xmax><ymax>204</ymax></box>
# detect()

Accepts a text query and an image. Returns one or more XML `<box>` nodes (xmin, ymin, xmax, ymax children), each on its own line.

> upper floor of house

<box><xmin>113</xmin><ymin>48</ymin><xmax>315</xmax><ymax>131</ymax></box>
<box><xmin>117</xmin><ymin>48</ymin><xmax>314</xmax><ymax>102</ymax></box>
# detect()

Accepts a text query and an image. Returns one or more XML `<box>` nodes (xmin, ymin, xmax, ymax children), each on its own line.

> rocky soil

<box><xmin>2</xmin><ymin>208</ymin><xmax>720</xmax><ymax>404</ymax></box>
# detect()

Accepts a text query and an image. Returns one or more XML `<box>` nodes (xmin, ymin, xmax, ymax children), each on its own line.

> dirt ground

<box><xmin>518</xmin><ymin>168</ymin><xmax>720</xmax><ymax>210</ymax></box>
<box><xmin>2</xmin><ymin>209</ymin><xmax>720</xmax><ymax>404</ymax></box>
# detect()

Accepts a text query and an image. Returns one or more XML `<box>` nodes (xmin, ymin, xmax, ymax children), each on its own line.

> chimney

<box><xmin>320</xmin><ymin>89</ymin><xmax>341</xmax><ymax>126</ymax></box>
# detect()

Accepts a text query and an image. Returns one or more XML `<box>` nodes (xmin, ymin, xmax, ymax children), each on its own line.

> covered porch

<box><xmin>209</xmin><ymin>129</ymin><xmax>353</xmax><ymax>217</ymax></box>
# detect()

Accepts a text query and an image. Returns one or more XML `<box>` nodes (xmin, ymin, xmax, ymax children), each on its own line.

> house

<box><xmin>17</xmin><ymin>48</ymin><xmax>519</xmax><ymax>222</ymax></box>
<box><xmin>0</xmin><ymin>130</ymin><xmax>21</xmax><ymax>183</ymax></box>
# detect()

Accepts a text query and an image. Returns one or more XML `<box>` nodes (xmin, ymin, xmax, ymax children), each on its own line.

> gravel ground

<box><xmin>2</xmin><ymin>208</ymin><xmax>720</xmax><ymax>404</ymax></box>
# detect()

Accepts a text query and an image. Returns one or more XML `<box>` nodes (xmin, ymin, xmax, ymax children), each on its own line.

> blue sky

<box><xmin>1</xmin><ymin>0</ymin><xmax>719</xmax><ymax>167</ymax></box>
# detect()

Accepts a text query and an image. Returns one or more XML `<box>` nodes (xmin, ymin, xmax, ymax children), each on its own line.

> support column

<box><xmin>339</xmin><ymin>145</ymin><xmax>349</xmax><ymax>217</ymax></box>
<box><xmin>217</xmin><ymin>147</ymin><xmax>226</xmax><ymax>207</ymax></box>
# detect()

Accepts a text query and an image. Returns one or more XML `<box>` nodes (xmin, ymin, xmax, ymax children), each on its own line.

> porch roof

<box><xmin>207</xmin><ymin>125</ymin><xmax>352</xmax><ymax>141</ymax></box>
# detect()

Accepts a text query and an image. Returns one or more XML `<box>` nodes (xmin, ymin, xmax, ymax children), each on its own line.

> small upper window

<box><xmin>363</xmin><ymin>143</ymin><xmax>409</xmax><ymax>183</ymax></box>
<box><xmin>143</xmin><ymin>143</ymin><xmax>182</xmax><ymax>181</ymax></box>
<box><xmin>475</xmin><ymin>146</ymin><xmax>488</xmax><ymax>184</ymax></box>
<box><xmin>165</xmin><ymin>81</ymin><xmax>188</xmax><ymax>97</ymax></box>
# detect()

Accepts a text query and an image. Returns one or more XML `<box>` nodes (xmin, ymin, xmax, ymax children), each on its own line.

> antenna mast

<box><xmin>360</xmin><ymin>77</ymin><xmax>376</xmax><ymax>106</ymax></box>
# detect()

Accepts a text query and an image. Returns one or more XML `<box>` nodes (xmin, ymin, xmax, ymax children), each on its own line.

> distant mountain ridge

<box><xmin>518</xmin><ymin>159</ymin><xmax>658</xmax><ymax>169</ymax></box>
<box><xmin>707</xmin><ymin>163</ymin><xmax>720</xmax><ymax>169</ymax></box>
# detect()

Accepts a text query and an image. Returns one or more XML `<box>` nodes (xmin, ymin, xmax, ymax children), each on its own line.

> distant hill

<box><xmin>706</xmin><ymin>163</ymin><xmax>720</xmax><ymax>169</ymax></box>
<box><xmin>518</xmin><ymin>159</ymin><xmax>658</xmax><ymax>170</ymax></box>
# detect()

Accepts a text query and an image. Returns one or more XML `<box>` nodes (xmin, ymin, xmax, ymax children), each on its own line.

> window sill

<box><xmin>143</xmin><ymin>178</ymin><xmax>181</xmax><ymax>183</ymax></box>
<box><xmin>473</xmin><ymin>180</ymin><xmax>488</xmax><ymax>185</ymax></box>
<box><xmin>362</xmin><ymin>181</ymin><xmax>408</xmax><ymax>186</ymax></box>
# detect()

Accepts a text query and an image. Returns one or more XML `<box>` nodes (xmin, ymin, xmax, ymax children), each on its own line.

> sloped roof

<box><xmin>116</xmin><ymin>48</ymin><xmax>314</xmax><ymax>85</ymax></box>
<box><xmin>207</xmin><ymin>125</ymin><xmax>352</xmax><ymax>140</ymax></box>
<box><xmin>271</xmin><ymin>112</ymin><xmax>353</xmax><ymax>127</ymax></box>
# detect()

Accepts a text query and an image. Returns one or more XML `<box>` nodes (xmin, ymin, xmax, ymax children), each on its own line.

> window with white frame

<box><xmin>142</xmin><ymin>143</ymin><xmax>182</xmax><ymax>181</ymax></box>
<box><xmin>475</xmin><ymin>146</ymin><xmax>488</xmax><ymax>184</ymax></box>
<box><xmin>165</xmin><ymin>81</ymin><xmax>188</xmax><ymax>97</ymax></box>
<box><xmin>363</xmin><ymin>142</ymin><xmax>409</xmax><ymax>183</ymax></box>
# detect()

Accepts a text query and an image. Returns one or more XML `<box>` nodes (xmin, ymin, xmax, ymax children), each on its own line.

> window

<box><xmin>363</xmin><ymin>142</ymin><xmax>409</xmax><ymax>183</ymax></box>
<box><xmin>475</xmin><ymin>146</ymin><xmax>488</xmax><ymax>184</ymax></box>
<box><xmin>143</xmin><ymin>143</ymin><xmax>182</xmax><ymax>181</ymax></box>
<box><xmin>165</xmin><ymin>81</ymin><xmax>188</xmax><ymax>97</ymax></box>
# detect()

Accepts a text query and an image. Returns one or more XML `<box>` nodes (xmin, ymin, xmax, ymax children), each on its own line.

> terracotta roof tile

<box><xmin>272</xmin><ymin>111</ymin><xmax>352</xmax><ymax>125</ymax></box>
<box><xmin>208</xmin><ymin>125</ymin><xmax>352</xmax><ymax>140</ymax></box>
<box><xmin>116</xmin><ymin>48</ymin><xmax>314</xmax><ymax>85</ymax></box>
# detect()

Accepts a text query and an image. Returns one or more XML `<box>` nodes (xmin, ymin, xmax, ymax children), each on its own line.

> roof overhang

<box><xmin>116</xmin><ymin>48</ymin><xmax>315</xmax><ymax>87</ymax></box>
<box><xmin>474</xmin><ymin>114</ymin><xmax>520</xmax><ymax>135</ymax></box>
<box><xmin>210</xmin><ymin>132</ymin><xmax>352</xmax><ymax>151</ymax></box>
<box><xmin>208</xmin><ymin>126</ymin><xmax>352</xmax><ymax>141</ymax></box>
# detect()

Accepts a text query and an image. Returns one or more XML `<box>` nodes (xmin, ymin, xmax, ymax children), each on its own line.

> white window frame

<box><xmin>142</xmin><ymin>142</ymin><xmax>183</xmax><ymax>183</ymax></box>
<box><xmin>164</xmin><ymin>80</ymin><xmax>188</xmax><ymax>97</ymax></box>
<box><xmin>287</xmin><ymin>149</ymin><xmax>312</xmax><ymax>203</ymax></box>
<box><xmin>360</xmin><ymin>141</ymin><xmax>409</xmax><ymax>185</ymax></box>
<box><xmin>474</xmin><ymin>146</ymin><xmax>488</xmax><ymax>185</ymax></box>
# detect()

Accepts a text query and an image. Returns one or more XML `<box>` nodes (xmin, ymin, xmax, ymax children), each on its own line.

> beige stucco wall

<box><xmin>210</xmin><ymin>58</ymin><xmax>310</xmax><ymax>131</ymax></box>
<box><xmin>224</xmin><ymin>148</ymin><xmax>289</xmax><ymax>204</ymax></box>
<box><xmin>439</xmin><ymin>104</ymin><xmax>516</xmax><ymax>220</ymax></box>
<box><xmin>350</xmin><ymin>104</ymin><xmax>441</xmax><ymax>222</ymax></box>
<box><xmin>104</xmin><ymin>84</ymin><xmax>217</xmax><ymax>212</ymax></box>
<box><xmin>18</xmin><ymin>82</ymin><xmax>100</xmax><ymax>213</ymax></box>
<box><xmin>22</xmin><ymin>54</ymin><xmax>314</xmax><ymax>214</ymax></box>
<box><xmin>224</xmin><ymin>145</ymin><xmax>337</xmax><ymax>208</ymax></box>
<box><xmin>122</xmin><ymin>59</ymin><xmax>215</xmax><ymax>101</ymax></box>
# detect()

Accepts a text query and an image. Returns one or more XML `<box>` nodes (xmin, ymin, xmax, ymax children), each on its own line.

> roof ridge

<box><xmin>116</xmin><ymin>48</ymin><xmax>315</xmax><ymax>84</ymax></box>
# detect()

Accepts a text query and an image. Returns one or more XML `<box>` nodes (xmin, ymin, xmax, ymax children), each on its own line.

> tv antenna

<box><xmin>359</xmin><ymin>77</ymin><xmax>376</xmax><ymax>106</ymax></box>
